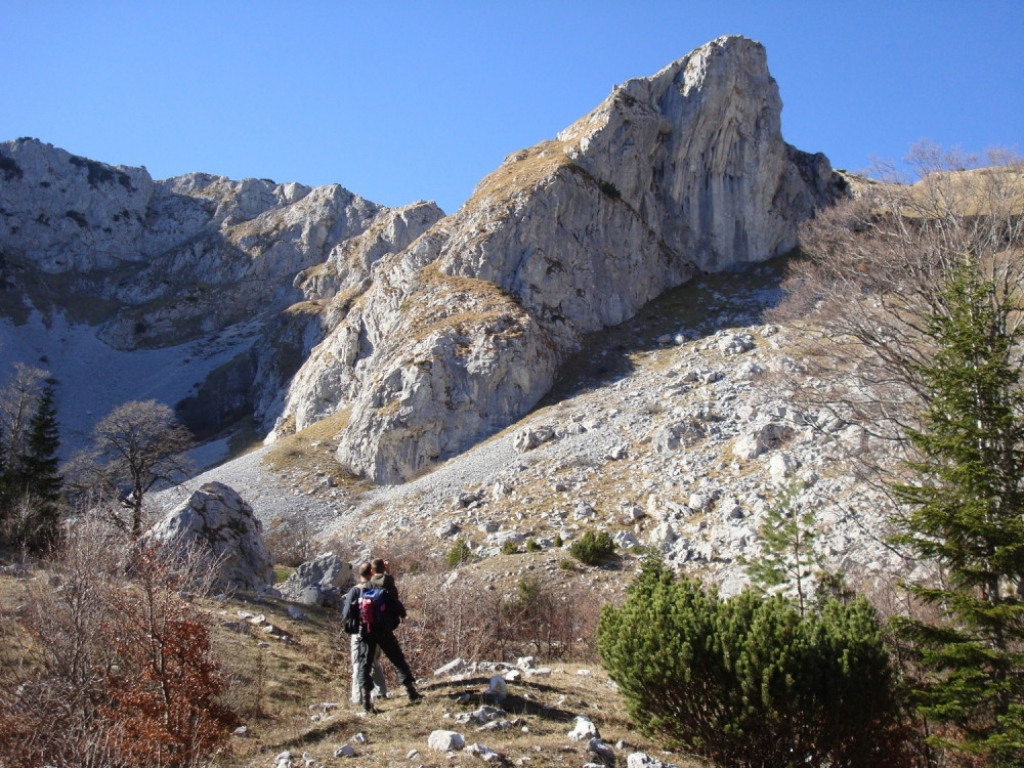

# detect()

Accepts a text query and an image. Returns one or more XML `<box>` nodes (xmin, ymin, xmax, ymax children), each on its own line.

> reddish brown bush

<box><xmin>0</xmin><ymin>522</ymin><xmax>237</xmax><ymax>768</ymax></box>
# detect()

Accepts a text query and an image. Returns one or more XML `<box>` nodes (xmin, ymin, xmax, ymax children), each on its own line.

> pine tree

<box><xmin>890</xmin><ymin>264</ymin><xmax>1024</xmax><ymax>764</ymax></box>
<box><xmin>14</xmin><ymin>381</ymin><xmax>63</xmax><ymax>551</ymax></box>
<box><xmin>743</xmin><ymin>480</ymin><xmax>822</xmax><ymax>616</ymax></box>
<box><xmin>597</xmin><ymin>558</ymin><xmax>905</xmax><ymax>767</ymax></box>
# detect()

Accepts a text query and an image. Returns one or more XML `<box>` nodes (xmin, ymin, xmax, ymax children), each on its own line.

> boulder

<box><xmin>513</xmin><ymin>425</ymin><xmax>557</xmax><ymax>453</ymax></box>
<box><xmin>465</xmin><ymin>743</ymin><xmax>504</xmax><ymax>763</ymax></box>
<box><xmin>145</xmin><ymin>482</ymin><xmax>274</xmax><ymax>592</ymax></box>
<box><xmin>733</xmin><ymin>423</ymin><xmax>792</xmax><ymax>460</ymax></box>
<box><xmin>568</xmin><ymin>715</ymin><xmax>600</xmax><ymax>741</ymax></box>
<box><xmin>484</xmin><ymin>675</ymin><xmax>508</xmax><ymax>703</ymax></box>
<box><xmin>428</xmin><ymin>730</ymin><xmax>466</xmax><ymax>752</ymax></box>
<box><xmin>588</xmin><ymin>738</ymin><xmax>617</xmax><ymax>767</ymax></box>
<box><xmin>434</xmin><ymin>658</ymin><xmax>470</xmax><ymax>677</ymax></box>
<box><xmin>276</xmin><ymin>552</ymin><xmax>354</xmax><ymax>607</ymax></box>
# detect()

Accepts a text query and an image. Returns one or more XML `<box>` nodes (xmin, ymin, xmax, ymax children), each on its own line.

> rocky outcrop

<box><xmin>1</xmin><ymin>36</ymin><xmax>843</xmax><ymax>484</ymax></box>
<box><xmin>0</xmin><ymin>138</ymin><xmax>437</xmax><ymax>442</ymax></box>
<box><xmin>145</xmin><ymin>482</ymin><xmax>274</xmax><ymax>592</ymax></box>
<box><xmin>273</xmin><ymin>35</ymin><xmax>843</xmax><ymax>483</ymax></box>
<box><xmin>275</xmin><ymin>552</ymin><xmax>354</xmax><ymax>607</ymax></box>
<box><xmin>0</xmin><ymin>140</ymin><xmax>382</xmax><ymax>308</ymax></box>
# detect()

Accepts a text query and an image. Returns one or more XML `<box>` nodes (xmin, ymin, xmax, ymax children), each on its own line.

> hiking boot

<box><xmin>361</xmin><ymin>688</ymin><xmax>377</xmax><ymax>714</ymax></box>
<box><xmin>405</xmin><ymin>682</ymin><xmax>423</xmax><ymax>703</ymax></box>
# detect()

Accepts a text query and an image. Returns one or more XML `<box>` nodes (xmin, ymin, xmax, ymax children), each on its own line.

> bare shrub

<box><xmin>497</xmin><ymin>574</ymin><xmax>602</xmax><ymax>661</ymax></box>
<box><xmin>393</xmin><ymin>568</ymin><xmax>605</xmax><ymax>676</ymax></box>
<box><xmin>101</xmin><ymin>546</ymin><xmax>237</xmax><ymax>766</ymax></box>
<box><xmin>399</xmin><ymin>571</ymin><xmax>501</xmax><ymax>674</ymax></box>
<box><xmin>264</xmin><ymin>515</ymin><xmax>319</xmax><ymax>567</ymax></box>
<box><xmin>379</xmin><ymin>534</ymin><xmax>445</xmax><ymax>577</ymax></box>
<box><xmin>768</xmin><ymin>144</ymin><xmax>1023</xmax><ymax>495</ymax></box>
<box><xmin>0</xmin><ymin>517</ymin><xmax>238</xmax><ymax>767</ymax></box>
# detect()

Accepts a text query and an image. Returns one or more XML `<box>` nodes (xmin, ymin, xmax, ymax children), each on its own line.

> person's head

<box><xmin>371</xmin><ymin>557</ymin><xmax>386</xmax><ymax>574</ymax></box>
<box><xmin>358</xmin><ymin>561</ymin><xmax>372</xmax><ymax>581</ymax></box>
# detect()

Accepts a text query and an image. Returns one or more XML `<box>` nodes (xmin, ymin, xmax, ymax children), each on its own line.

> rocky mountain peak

<box><xmin>272</xmin><ymin>35</ymin><xmax>844</xmax><ymax>483</ymax></box>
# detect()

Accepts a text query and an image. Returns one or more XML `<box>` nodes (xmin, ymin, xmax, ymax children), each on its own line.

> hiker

<box><xmin>346</xmin><ymin>561</ymin><xmax>386</xmax><ymax>705</ymax></box>
<box><xmin>352</xmin><ymin>557</ymin><xmax>421</xmax><ymax>712</ymax></box>
<box><xmin>370</xmin><ymin>557</ymin><xmax>397</xmax><ymax>595</ymax></box>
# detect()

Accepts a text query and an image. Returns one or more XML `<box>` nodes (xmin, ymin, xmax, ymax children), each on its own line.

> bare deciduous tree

<box><xmin>767</xmin><ymin>142</ymin><xmax>1024</xmax><ymax>488</ymax></box>
<box><xmin>71</xmin><ymin>400</ymin><xmax>193</xmax><ymax>538</ymax></box>
<box><xmin>0</xmin><ymin>363</ymin><xmax>48</xmax><ymax>460</ymax></box>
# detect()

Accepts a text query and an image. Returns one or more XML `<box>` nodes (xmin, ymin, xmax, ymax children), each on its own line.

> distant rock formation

<box><xmin>145</xmin><ymin>482</ymin><xmax>274</xmax><ymax>592</ymax></box>
<box><xmin>274</xmin><ymin>35</ymin><xmax>845</xmax><ymax>482</ymax></box>
<box><xmin>0</xmin><ymin>137</ymin><xmax>442</xmax><ymax>438</ymax></box>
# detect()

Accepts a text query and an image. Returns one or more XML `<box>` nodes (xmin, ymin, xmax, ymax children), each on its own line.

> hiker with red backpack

<box><xmin>347</xmin><ymin>562</ymin><xmax>387</xmax><ymax>705</ymax></box>
<box><xmin>342</xmin><ymin>557</ymin><xmax>421</xmax><ymax>713</ymax></box>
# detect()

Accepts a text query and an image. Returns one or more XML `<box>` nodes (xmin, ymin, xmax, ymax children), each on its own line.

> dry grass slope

<box><xmin>0</xmin><ymin>570</ymin><xmax>706</xmax><ymax>768</ymax></box>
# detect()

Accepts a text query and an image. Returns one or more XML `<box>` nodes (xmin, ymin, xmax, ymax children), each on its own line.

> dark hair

<box><xmin>371</xmin><ymin>558</ymin><xmax>386</xmax><ymax>574</ymax></box>
<box><xmin>358</xmin><ymin>561</ymin><xmax>372</xmax><ymax>580</ymax></box>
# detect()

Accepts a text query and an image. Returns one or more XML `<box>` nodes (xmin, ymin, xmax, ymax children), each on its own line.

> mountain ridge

<box><xmin>0</xmin><ymin>35</ymin><xmax>843</xmax><ymax>484</ymax></box>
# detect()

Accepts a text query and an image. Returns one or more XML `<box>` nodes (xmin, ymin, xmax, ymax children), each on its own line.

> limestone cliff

<box><xmin>273</xmin><ymin>35</ymin><xmax>844</xmax><ymax>483</ymax></box>
<box><xmin>0</xmin><ymin>139</ymin><xmax>441</xmax><ymax>439</ymax></box>
<box><xmin>0</xmin><ymin>138</ymin><xmax>384</xmax><ymax>347</ymax></box>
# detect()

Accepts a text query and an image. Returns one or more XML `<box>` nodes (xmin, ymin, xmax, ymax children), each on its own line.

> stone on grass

<box><xmin>428</xmin><ymin>730</ymin><xmax>466</xmax><ymax>752</ymax></box>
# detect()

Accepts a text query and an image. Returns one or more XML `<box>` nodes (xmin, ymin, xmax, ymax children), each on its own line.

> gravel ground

<box><xmin>151</xmin><ymin>429</ymin><xmax>522</xmax><ymax>532</ymax></box>
<box><xmin>152</xmin><ymin>448</ymin><xmax>338</xmax><ymax>527</ymax></box>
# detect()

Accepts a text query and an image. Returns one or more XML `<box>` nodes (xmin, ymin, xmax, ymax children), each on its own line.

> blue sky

<box><xmin>3</xmin><ymin>1</ymin><xmax>1021</xmax><ymax>215</ymax></box>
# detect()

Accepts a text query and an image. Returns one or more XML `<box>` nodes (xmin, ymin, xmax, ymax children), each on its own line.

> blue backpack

<box><xmin>358</xmin><ymin>587</ymin><xmax>391</xmax><ymax>633</ymax></box>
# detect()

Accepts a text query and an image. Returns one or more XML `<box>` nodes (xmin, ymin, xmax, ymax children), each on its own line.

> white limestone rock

<box><xmin>568</xmin><ymin>715</ymin><xmax>600</xmax><ymax>742</ymax></box>
<box><xmin>145</xmin><ymin>481</ymin><xmax>274</xmax><ymax>592</ymax></box>
<box><xmin>276</xmin><ymin>552</ymin><xmax>354</xmax><ymax>607</ymax></box>
<box><xmin>733</xmin><ymin>423</ymin><xmax>793</xmax><ymax>460</ymax></box>
<box><xmin>269</xmin><ymin>35</ymin><xmax>841</xmax><ymax>484</ymax></box>
<box><xmin>428</xmin><ymin>730</ymin><xmax>466</xmax><ymax>752</ymax></box>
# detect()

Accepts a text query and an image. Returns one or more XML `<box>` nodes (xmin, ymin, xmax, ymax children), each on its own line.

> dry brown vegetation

<box><xmin>766</xmin><ymin>144</ymin><xmax>1024</xmax><ymax>491</ymax></box>
<box><xmin>0</xmin><ymin>527</ymin><xmax>706</xmax><ymax>768</ymax></box>
<box><xmin>261</xmin><ymin>410</ymin><xmax>369</xmax><ymax>496</ymax></box>
<box><xmin>467</xmin><ymin>139</ymin><xmax>572</xmax><ymax>207</ymax></box>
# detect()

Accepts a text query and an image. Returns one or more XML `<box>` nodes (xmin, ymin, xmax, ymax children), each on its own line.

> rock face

<box><xmin>1</xmin><ymin>36</ymin><xmax>843</xmax><ymax>484</ymax></box>
<box><xmin>273</xmin><ymin>35</ymin><xmax>843</xmax><ymax>482</ymax></box>
<box><xmin>275</xmin><ymin>552</ymin><xmax>354</xmax><ymax>607</ymax></box>
<box><xmin>146</xmin><ymin>482</ymin><xmax>274</xmax><ymax>591</ymax></box>
<box><xmin>0</xmin><ymin>137</ymin><xmax>442</xmax><ymax>440</ymax></box>
<box><xmin>0</xmin><ymin>139</ymin><xmax>384</xmax><ymax>334</ymax></box>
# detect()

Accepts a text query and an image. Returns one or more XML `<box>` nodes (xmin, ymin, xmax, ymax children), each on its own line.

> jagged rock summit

<box><xmin>274</xmin><ymin>35</ymin><xmax>844</xmax><ymax>483</ymax></box>
<box><xmin>0</xmin><ymin>137</ymin><xmax>444</xmax><ymax>442</ymax></box>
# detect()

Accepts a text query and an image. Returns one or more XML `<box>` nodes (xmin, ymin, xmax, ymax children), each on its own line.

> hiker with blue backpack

<box><xmin>343</xmin><ymin>557</ymin><xmax>422</xmax><ymax>713</ymax></box>
<box><xmin>347</xmin><ymin>562</ymin><xmax>387</xmax><ymax>705</ymax></box>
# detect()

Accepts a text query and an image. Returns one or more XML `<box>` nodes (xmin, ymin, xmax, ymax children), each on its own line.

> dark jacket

<box><xmin>342</xmin><ymin>583</ymin><xmax>365</xmax><ymax>634</ymax></box>
<box><xmin>345</xmin><ymin>578</ymin><xmax>406</xmax><ymax>634</ymax></box>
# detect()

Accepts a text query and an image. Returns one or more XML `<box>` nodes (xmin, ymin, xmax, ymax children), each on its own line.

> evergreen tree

<box><xmin>890</xmin><ymin>264</ymin><xmax>1024</xmax><ymax>764</ymax></box>
<box><xmin>597</xmin><ymin>558</ymin><xmax>906</xmax><ymax>767</ymax></box>
<box><xmin>13</xmin><ymin>381</ymin><xmax>64</xmax><ymax>551</ymax></box>
<box><xmin>742</xmin><ymin>480</ymin><xmax>822</xmax><ymax>616</ymax></box>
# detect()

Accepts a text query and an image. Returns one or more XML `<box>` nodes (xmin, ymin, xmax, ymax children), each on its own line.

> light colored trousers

<box><xmin>349</xmin><ymin>633</ymin><xmax>387</xmax><ymax>702</ymax></box>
